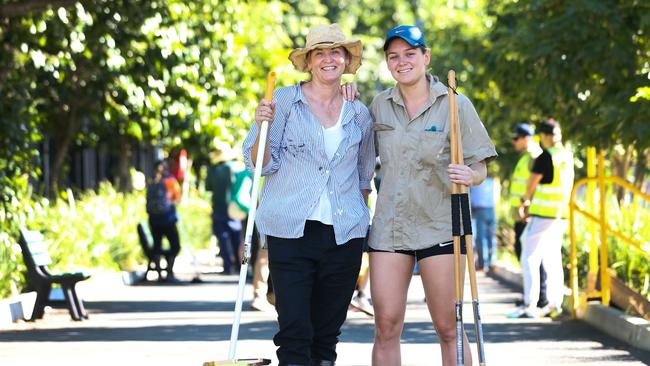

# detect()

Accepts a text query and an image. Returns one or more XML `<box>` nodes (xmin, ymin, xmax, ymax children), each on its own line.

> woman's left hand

<box><xmin>447</xmin><ymin>164</ymin><xmax>477</xmax><ymax>186</ymax></box>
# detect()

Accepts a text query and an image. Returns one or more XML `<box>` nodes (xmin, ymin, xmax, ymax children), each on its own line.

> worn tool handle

<box><xmin>230</xmin><ymin>71</ymin><xmax>277</xmax><ymax>362</ymax></box>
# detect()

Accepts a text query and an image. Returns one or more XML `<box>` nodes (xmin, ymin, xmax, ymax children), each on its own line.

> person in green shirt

<box><xmin>205</xmin><ymin>144</ymin><xmax>242</xmax><ymax>275</ymax></box>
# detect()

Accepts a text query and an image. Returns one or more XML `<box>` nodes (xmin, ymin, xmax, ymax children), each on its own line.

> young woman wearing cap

<box><xmin>243</xmin><ymin>24</ymin><xmax>374</xmax><ymax>366</ymax></box>
<box><xmin>367</xmin><ymin>25</ymin><xmax>497</xmax><ymax>365</ymax></box>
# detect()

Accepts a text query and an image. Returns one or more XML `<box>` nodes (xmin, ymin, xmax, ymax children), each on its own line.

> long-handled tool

<box><xmin>203</xmin><ymin>71</ymin><xmax>276</xmax><ymax>366</ymax></box>
<box><xmin>448</xmin><ymin>70</ymin><xmax>486</xmax><ymax>366</ymax></box>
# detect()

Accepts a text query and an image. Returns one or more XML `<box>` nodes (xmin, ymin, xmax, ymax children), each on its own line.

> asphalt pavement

<box><xmin>0</xmin><ymin>252</ymin><xmax>649</xmax><ymax>366</ymax></box>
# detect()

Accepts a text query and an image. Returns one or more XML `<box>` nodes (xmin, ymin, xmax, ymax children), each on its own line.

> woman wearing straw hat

<box><xmin>242</xmin><ymin>24</ymin><xmax>375</xmax><ymax>366</ymax></box>
<box><xmin>368</xmin><ymin>25</ymin><xmax>497</xmax><ymax>366</ymax></box>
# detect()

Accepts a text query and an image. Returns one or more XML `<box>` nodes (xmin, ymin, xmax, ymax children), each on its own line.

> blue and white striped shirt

<box><xmin>242</xmin><ymin>82</ymin><xmax>375</xmax><ymax>245</ymax></box>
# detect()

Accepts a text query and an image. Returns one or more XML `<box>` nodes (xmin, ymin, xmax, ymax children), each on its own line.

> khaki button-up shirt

<box><xmin>368</xmin><ymin>75</ymin><xmax>497</xmax><ymax>251</ymax></box>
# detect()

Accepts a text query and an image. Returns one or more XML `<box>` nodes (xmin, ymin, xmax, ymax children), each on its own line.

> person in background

<box><xmin>205</xmin><ymin>143</ymin><xmax>242</xmax><ymax>275</ymax></box>
<box><xmin>511</xmin><ymin>119</ymin><xmax>574</xmax><ymax>319</ymax></box>
<box><xmin>350</xmin><ymin>158</ymin><xmax>382</xmax><ymax>317</ymax></box>
<box><xmin>368</xmin><ymin>25</ymin><xmax>497</xmax><ymax>366</ymax></box>
<box><xmin>470</xmin><ymin>176</ymin><xmax>497</xmax><ymax>272</ymax></box>
<box><xmin>508</xmin><ymin>122</ymin><xmax>548</xmax><ymax>309</ymax></box>
<box><xmin>145</xmin><ymin>160</ymin><xmax>182</xmax><ymax>282</ymax></box>
<box><xmin>244</xmin><ymin>23</ymin><xmax>374</xmax><ymax>366</ymax></box>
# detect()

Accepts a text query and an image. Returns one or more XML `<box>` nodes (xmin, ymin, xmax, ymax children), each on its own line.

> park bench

<box><xmin>18</xmin><ymin>228</ymin><xmax>91</xmax><ymax>321</ymax></box>
<box><xmin>137</xmin><ymin>222</ymin><xmax>171</xmax><ymax>281</ymax></box>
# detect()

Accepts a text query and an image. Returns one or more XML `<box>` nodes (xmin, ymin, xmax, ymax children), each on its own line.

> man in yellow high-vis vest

<box><xmin>508</xmin><ymin>123</ymin><xmax>547</xmax><ymax>309</ymax></box>
<box><xmin>511</xmin><ymin>119</ymin><xmax>574</xmax><ymax>318</ymax></box>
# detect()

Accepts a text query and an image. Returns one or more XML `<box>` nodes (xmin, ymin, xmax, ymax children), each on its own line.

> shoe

<box><xmin>506</xmin><ymin>306</ymin><xmax>539</xmax><ymax>319</ymax></box>
<box><xmin>350</xmin><ymin>294</ymin><xmax>374</xmax><ymax>317</ymax></box>
<box><xmin>542</xmin><ymin>306</ymin><xmax>563</xmax><ymax>319</ymax></box>
<box><xmin>250</xmin><ymin>297</ymin><xmax>275</xmax><ymax>312</ymax></box>
<box><xmin>266</xmin><ymin>292</ymin><xmax>276</xmax><ymax>306</ymax></box>
<box><xmin>165</xmin><ymin>274</ymin><xmax>182</xmax><ymax>283</ymax></box>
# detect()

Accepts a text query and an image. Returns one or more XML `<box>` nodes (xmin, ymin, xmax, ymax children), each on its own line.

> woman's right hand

<box><xmin>255</xmin><ymin>99</ymin><xmax>276</xmax><ymax>127</ymax></box>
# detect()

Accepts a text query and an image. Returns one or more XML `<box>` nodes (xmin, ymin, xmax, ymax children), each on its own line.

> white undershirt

<box><xmin>307</xmin><ymin>101</ymin><xmax>346</xmax><ymax>225</ymax></box>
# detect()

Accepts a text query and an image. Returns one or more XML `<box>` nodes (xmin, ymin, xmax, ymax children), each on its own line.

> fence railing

<box><xmin>569</xmin><ymin>147</ymin><xmax>650</xmax><ymax>318</ymax></box>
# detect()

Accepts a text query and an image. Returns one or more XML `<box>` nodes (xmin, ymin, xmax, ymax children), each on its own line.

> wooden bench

<box><xmin>18</xmin><ymin>228</ymin><xmax>91</xmax><ymax>321</ymax></box>
<box><xmin>137</xmin><ymin>222</ymin><xmax>171</xmax><ymax>281</ymax></box>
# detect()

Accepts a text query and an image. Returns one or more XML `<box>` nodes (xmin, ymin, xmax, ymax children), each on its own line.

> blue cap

<box><xmin>383</xmin><ymin>25</ymin><xmax>427</xmax><ymax>51</ymax></box>
<box><xmin>513</xmin><ymin>123</ymin><xmax>535</xmax><ymax>138</ymax></box>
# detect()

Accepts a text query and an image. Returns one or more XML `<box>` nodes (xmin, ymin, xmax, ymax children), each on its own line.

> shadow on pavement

<box><xmin>85</xmin><ymin>300</ymin><xmax>237</xmax><ymax>313</ymax></box>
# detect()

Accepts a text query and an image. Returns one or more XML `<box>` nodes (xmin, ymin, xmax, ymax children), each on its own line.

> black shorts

<box><xmin>368</xmin><ymin>240</ymin><xmax>467</xmax><ymax>262</ymax></box>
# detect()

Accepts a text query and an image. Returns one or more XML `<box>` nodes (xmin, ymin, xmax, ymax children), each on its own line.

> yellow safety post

<box><xmin>598</xmin><ymin>150</ymin><xmax>610</xmax><ymax>306</ymax></box>
<box><xmin>586</xmin><ymin>147</ymin><xmax>599</xmax><ymax>298</ymax></box>
<box><xmin>569</xmin><ymin>172</ymin><xmax>579</xmax><ymax>318</ymax></box>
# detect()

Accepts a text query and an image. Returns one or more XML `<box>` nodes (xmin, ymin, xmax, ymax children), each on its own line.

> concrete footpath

<box><xmin>0</xmin><ymin>264</ymin><xmax>649</xmax><ymax>366</ymax></box>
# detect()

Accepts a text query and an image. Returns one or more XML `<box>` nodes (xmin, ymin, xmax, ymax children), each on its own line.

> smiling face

<box><xmin>385</xmin><ymin>38</ymin><xmax>430</xmax><ymax>86</ymax></box>
<box><xmin>307</xmin><ymin>46</ymin><xmax>349</xmax><ymax>83</ymax></box>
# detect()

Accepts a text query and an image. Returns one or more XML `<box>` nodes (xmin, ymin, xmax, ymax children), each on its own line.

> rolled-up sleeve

<box><xmin>242</xmin><ymin>88</ymin><xmax>289</xmax><ymax>176</ymax></box>
<box><xmin>458</xmin><ymin>95</ymin><xmax>497</xmax><ymax>166</ymax></box>
<box><xmin>356</xmin><ymin>103</ymin><xmax>375</xmax><ymax>191</ymax></box>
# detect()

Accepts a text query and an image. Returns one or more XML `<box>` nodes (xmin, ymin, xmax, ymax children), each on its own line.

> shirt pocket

<box><xmin>374</xmin><ymin>121</ymin><xmax>396</xmax><ymax>164</ymax></box>
<box><xmin>416</xmin><ymin>130</ymin><xmax>449</xmax><ymax>166</ymax></box>
<box><xmin>415</xmin><ymin>130</ymin><xmax>452</xmax><ymax>193</ymax></box>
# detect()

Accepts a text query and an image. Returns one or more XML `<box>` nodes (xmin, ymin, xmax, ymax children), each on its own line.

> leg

<box><xmin>69</xmin><ymin>282</ymin><xmax>88</xmax><ymax>319</ymax></box>
<box><xmin>267</xmin><ymin>232</ymin><xmax>318</xmax><ymax>365</ymax></box>
<box><xmin>30</xmin><ymin>283</ymin><xmax>52</xmax><ymax>321</ymax></box>
<box><xmin>485</xmin><ymin>208</ymin><xmax>497</xmax><ymax>269</ymax></box>
<box><xmin>541</xmin><ymin>219</ymin><xmax>568</xmax><ymax>310</ymax></box>
<box><xmin>310</xmin><ymin>235</ymin><xmax>363</xmax><ymax>363</ymax></box>
<box><xmin>62</xmin><ymin>285</ymin><xmax>81</xmax><ymax>321</ymax></box>
<box><xmin>212</xmin><ymin>212</ymin><xmax>234</xmax><ymax>274</ymax></box>
<box><xmin>473</xmin><ymin>209</ymin><xmax>487</xmax><ymax>270</ymax></box>
<box><xmin>419</xmin><ymin>251</ymin><xmax>472</xmax><ymax>366</ymax></box>
<box><xmin>369</xmin><ymin>251</ymin><xmax>415</xmax><ymax>366</ymax></box>
<box><xmin>514</xmin><ymin>220</ymin><xmax>527</xmax><ymax>263</ymax></box>
<box><xmin>149</xmin><ymin>222</ymin><xmax>165</xmax><ymax>280</ymax></box>
<box><xmin>163</xmin><ymin>223</ymin><xmax>181</xmax><ymax>279</ymax></box>
<box><xmin>227</xmin><ymin>217</ymin><xmax>243</xmax><ymax>272</ymax></box>
<box><xmin>538</xmin><ymin>263</ymin><xmax>549</xmax><ymax>307</ymax></box>
<box><xmin>521</xmin><ymin>218</ymin><xmax>546</xmax><ymax>310</ymax></box>
<box><xmin>252</xmin><ymin>231</ymin><xmax>272</xmax><ymax>310</ymax></box>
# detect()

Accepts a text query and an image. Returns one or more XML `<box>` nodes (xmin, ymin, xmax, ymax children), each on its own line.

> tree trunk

<box><xmin>116</xmin><ymin>139</ymin><xmax>133</xmax><ymax>193</ymax></box>
<box><xmin>633</xmin><ymin>148</ymin><xmax>648</xmax><ymax>194</ymax></box>
<box><xmin>611</xmin><ymin>145</ymin><xmax>633</xmax><ymax>204</ymax></box>
<box><xmin>48</xmin><ymin>108</ymin><xmax>78</xmax><ymax>199</ymax></box>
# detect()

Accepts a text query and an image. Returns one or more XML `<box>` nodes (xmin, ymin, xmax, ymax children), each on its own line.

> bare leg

<box><xmin>419</xmin><ymin>254</ymin><xmax>472</xmax><ymax>366</ymax></box>
<box><xmin>370</xmin><ymin>252</ymin><xmax>415</xmax><ymax>366</ymax></box>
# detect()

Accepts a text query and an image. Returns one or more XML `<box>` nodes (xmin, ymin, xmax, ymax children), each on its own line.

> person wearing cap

<box><xmin>205</xmin><ymin>142</ymin><xmax>242</xmax><ymax>275</ymax></box>
<box><xmin>243</xmin><ymin>23</ymin><xmax>374</xmax><ymax>366</ymax></box>
<box><xmin>507</xmin><ymin>123</ymin><xmax>549</xmax><ymax>311</ymax></box>
<box><xmin>512</xmin><ymin>118</ymin><xmax>574</xmax><ymax>319</ymax></box>
<box><xmin>367</xmin><ymin>25</ymin><xmax>497</xmax><ymax>365</ymax></box>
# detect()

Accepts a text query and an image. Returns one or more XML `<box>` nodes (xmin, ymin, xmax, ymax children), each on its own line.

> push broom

<box><xmin>203</xmin><ymin>71</ymin><xmax>276</xmax><ymax>366</ymax></box>
<box><xmin>448</xmin><ymin>70</ymin><xmax>487</xmax><ymax>366</ymax></box>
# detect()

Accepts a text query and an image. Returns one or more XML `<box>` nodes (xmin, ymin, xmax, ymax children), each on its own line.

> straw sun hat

<box><xmin>288</xmin><ymin>24</ymin><xmax>363</xmax><ymax>74</ymax></box>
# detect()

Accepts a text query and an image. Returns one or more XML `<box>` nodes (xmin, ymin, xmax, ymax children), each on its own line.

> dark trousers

<box><xmin>212</xmin><ymin>211</ymin><xmax>242</xmax><ymax>274</ymax></box>
<box><xmin>515</xmin><ymin>220</ymin><xmax>548</xmax><ymax>307</ymax></box>
<box><xmin>149</xmin><ymin>221</ymin><xmax>181</xmax><ymax>275</ymax></box>
<box><xmin>267</xmin><ymin>221</ymin><xmax>363</xmax><ymax>366</ymax></box>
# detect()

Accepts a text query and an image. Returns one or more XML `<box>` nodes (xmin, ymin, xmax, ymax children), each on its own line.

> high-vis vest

<box><xmin>509</xmin><ymin>153</ymin><xmax>533</xmax><ymax>209</ymax></box>
<box><xmin>528</xmin><ymin>147</ymin><xmax>574</xmax><ymax>219</ymax></box>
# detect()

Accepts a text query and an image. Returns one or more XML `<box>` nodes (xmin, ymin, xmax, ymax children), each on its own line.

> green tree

<box><xmin>485</xmin><ymin>0</ymin><xmax>650</xmax><ymax>185</ymax></box>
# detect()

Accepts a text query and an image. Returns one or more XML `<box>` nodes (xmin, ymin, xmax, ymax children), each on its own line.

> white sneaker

<box><xmin>350</xmin><ymin>294</ymin><xmax>374</xmax><ymax>316</ymax></box>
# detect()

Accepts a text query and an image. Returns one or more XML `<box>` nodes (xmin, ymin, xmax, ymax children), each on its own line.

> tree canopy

<box><xmin>1</xmin><ymin>0</ymin><xmax>649</xmax><ymax>207</ymax></box>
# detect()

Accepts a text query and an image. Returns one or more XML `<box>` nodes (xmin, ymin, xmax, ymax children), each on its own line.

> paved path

<box><xmin>0</xmin><ymin>266</ymin><xmax>649</xmax><ymax>366</ymax></box>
